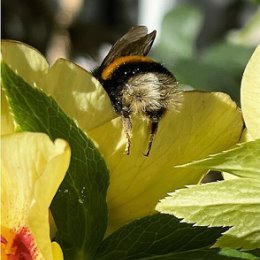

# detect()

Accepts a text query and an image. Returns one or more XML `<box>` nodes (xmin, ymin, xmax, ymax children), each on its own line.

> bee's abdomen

<box><xmin>95</xmin><ymin>58</ymin><xmax>179</xmax><ymax>114</ymax></box>
<box><xmin>123</xmin><ymin>71</ymin><xmax>179</xmax><ymax>116</ymax></box>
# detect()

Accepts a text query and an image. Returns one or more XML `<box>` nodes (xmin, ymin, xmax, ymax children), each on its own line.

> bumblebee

<box><xmin>93</xmin><ymin>26</ymin><xmax>182</xmax><ymax>156</ymax></box>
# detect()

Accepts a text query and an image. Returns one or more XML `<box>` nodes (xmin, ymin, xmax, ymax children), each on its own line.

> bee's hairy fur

<box><xmin>122</xmin><ymin>72</ymin><xmax>182</xmax><ymax>119</ymax></box>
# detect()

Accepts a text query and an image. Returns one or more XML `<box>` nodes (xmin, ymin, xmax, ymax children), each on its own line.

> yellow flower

<box><xmin>241</xmin><ymin>45</ymin><xmax>260</xmax><ymax>141</ymax></box>
<box><xmin>1</xmin><ymin>41</ymin><xmax>243</xmax><ymax>234</ymax></box>
<box><xmin>1</xmin><ymin>132</ymin><xmax>71</xmax><ymax>260</ymax></box>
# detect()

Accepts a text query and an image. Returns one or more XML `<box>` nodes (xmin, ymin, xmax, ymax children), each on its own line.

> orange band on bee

<box><xmin>101</xmin><ymin>55</ymin><xmax>154</xmax><ymax>80</ymax></box>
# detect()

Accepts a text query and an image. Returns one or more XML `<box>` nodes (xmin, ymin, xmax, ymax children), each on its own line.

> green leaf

<box><xmin>156</xmin><ymin>178</ymin><xmax>260</xmax><ymax>250</ymax></box>
<box><xmin>172</xmin><ymin>58</ymin><xmax>240</xmax><ymax>102</ymax></box>
<box><xmin>156</xmin><ymin>4</ymin><xmax>203</xmax><ymax>60</ymax></box>
<box><xmin>1</xmin><ymin>62</ymin><xmax>109</xmax><ymax>259</ymax></box>
<box><xmin>202</xmin><ymin>42</ymin><xmax>254</xmax><ymax>74</ymax></box>
<box><xmin>175</xmin><ymin>140</ymin><xmax>260</xmax><ymax>179</ymax></box>
<box><xmin>219</xmin><ymin>248</ymin><xmax>260</xmax><ymax>260</ymax></box>
<box><xmin>228</xmin><ymin>9</ymin><xmax>260</xmax><ymax>46</ymax></box>
<box><xmin>170</xmin><ymin>42</ymin><xmax>254</xmax><ymax>103</ymax></box>
<box><xmin>95</xmin><ymin>214</ymin><xmax>232</xmax><ymax>260</ymax></box>
<box><xmin>134</xmin><ymin>249</ymin><xmax>260</xmax><ymax>260</ymax></box>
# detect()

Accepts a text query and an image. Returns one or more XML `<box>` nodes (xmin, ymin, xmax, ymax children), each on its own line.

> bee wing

<box><xmin>101</xmin><ymin>26</ymin><xmax>156</xmax><ymax>67</ymax></box>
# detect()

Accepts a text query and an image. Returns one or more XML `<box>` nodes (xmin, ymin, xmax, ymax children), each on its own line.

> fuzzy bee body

<box><xmin>93</xmin><ymin>26</ymin><xmax>182</xmax><ymax>156</ymax></box>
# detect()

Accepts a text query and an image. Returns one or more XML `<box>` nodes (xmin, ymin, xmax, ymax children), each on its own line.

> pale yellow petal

<box><xmin>1</xmin><ymin>41</ymin><xmax>116</xmax><ymax>130</ymax></box>
<box><xmin>51</xmin><ymin>242</ymin><xmax>64</xmax><ymax>260</ymax></box>
<box><xmin>1</xmin><ymin>132</ymin><xmax>71</xmax><ymax>260</ymax></box>
<box><xmin>240</xmin><ymin>128</ymin><xmax>254</xmax><ymax>142</ymax></box>
<box><xmin>49</xmin><ymin>212</ymin><xmax>57</xmax><ymax>239</ymax></box>
<box><xmin>241</xmin><ymin>45</ymin><xmax>260</xmax><ymax>139</ymax></box>
<box><xmin>89</xmin><ymin>91</ymin><xmax>243</xmax><ymax>234</ymax></box>
<box><xmin>45</xmin><ymin>59</ymin><xmax>116</xmax><ymax>130</ymax></box>
<box><xmin>1</xmin><ymin>89</ymin><xmax>15</xmax><ymax>135</ymax></box>
<box><xmin>1</xmin><ymin>41</ymin><xmax>49</xmax><ymax>87</ymax></box>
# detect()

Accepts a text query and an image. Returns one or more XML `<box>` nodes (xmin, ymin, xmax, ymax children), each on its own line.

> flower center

<box><xmin>1</xmin><ymin>226</ymin><xmax>38</xmax><ymax>260</ymax></box>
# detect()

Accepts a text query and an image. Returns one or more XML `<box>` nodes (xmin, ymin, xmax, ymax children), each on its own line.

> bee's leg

<box><xmin>121</xmin><ymin>108</ymin><xmax>132</xmax><ymax>155</ymax></box>
<box><xmin>144</xmin><ymin>109</ymin><xmax>165</xmax><ymax>157</ymax></box>
<box><xmin>143</xmin><ymin>121</ymin><xmax>158</xmax><ymax>157</ymax></box>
